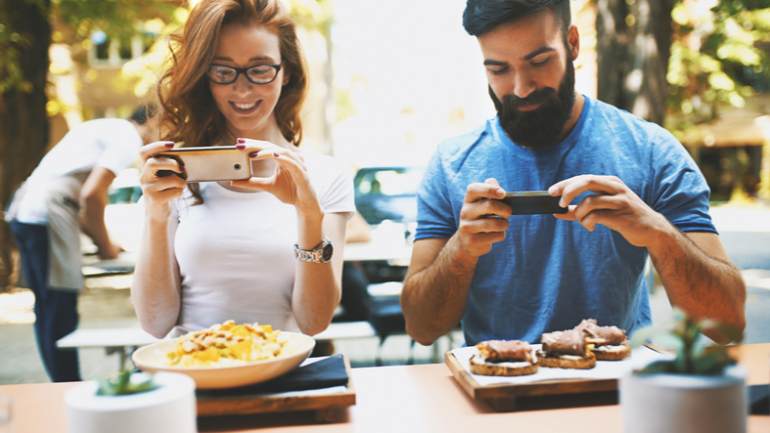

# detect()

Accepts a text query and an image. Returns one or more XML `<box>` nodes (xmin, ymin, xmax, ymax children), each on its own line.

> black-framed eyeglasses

<box><xmin>206</xmin><ymin>63</ymin><xmax>282</xmax><ymax>85</ymax></box>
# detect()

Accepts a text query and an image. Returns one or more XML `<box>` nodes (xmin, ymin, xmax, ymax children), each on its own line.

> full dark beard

<box><xmin>490</xmin><ymin>60</ymin><xmax>576</xmax><ymax>149</ymax></box>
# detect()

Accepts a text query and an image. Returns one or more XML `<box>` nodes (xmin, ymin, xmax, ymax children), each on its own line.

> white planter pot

<box><xmin>620</xmin><ymin>366</ymin><xmax>747</xmax><ymax>433</ymax></box>
<box><xmin>66</xmin><ymin>372</ymin><xmax>197</xmax><ymax>433</ymax></box>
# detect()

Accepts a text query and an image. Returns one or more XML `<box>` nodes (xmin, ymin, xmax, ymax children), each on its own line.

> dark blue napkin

<box><xmin>197</xmin><ymin>354</ymin><xmax>349</xmax><ymax>396</ymax></box>
<box><xmin>749</xmin><ymin>384</ymin><xmax>769</xmax><ymax>415</ymax></box>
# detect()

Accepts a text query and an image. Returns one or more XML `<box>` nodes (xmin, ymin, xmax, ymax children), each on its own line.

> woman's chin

<box><xmin>226</xmin><ymin>117</ymin><xmax>267</xmax><ymax>138</ymax></box>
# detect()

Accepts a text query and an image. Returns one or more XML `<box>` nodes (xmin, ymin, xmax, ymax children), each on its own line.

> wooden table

<box><xmin>2</xmin><ymin>344</ymin><xmax>768</xmax><ymax>433</ymax></box>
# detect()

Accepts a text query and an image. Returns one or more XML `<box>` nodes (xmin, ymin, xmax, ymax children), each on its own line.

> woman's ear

<box><xmin>282</xmin><ymin>70</ymin><xmax>290</xmax><ymax>86</ymax></box>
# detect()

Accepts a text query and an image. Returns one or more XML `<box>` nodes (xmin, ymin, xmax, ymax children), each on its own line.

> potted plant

<box><xmin>620</xmin><ymin>308</ymin><xmax>746</xmax><ymax>433</ymax></box>
<box><xmin>65</xmin><ymin>369</ymin><xmax>196</xmax><ymax>433</ymax></box>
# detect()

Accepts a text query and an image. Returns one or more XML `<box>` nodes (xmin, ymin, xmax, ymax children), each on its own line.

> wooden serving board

<box><xmin>446</xmin><ymin>345</ymin><xmax>667</xmax><ymax>410</ymax></box>
<box><xmin>196</xmin><ymin>355</ymin><xmax>356</xmax><ymax>418</ymax></box>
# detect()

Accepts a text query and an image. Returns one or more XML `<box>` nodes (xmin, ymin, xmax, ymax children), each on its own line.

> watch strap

<box><xmin>294</xmin><ymin>239</ymin><xmax>333</xmax><ymax>263</ymax></box>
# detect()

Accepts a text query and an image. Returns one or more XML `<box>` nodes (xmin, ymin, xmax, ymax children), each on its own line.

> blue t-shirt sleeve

<box><xmin>415</xmin><ymin>152</ymin><xmax>456</xmax><ymax>240</ymax></box>
<box><xmin>650</xmin><ymin>129</ymin><xmax>717</xmax><ymax>234</ymax></box>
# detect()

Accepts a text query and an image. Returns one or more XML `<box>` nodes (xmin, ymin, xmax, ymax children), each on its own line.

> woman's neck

<box><xmin>228</xmin><ymin>116</ymin><xmax>291</xmax><ymax>148</ymax></box>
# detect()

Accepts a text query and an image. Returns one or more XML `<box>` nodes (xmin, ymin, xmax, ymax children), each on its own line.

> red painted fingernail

<box><xmin>164</xmin><ymin>142</ymin><xmax>174</xmax><ymax>148</ymax></box>
<box><xmin>236</xmin><ymin>143</ymin><xmax>246</xmax><ymax>150</ymax></box>
<box><xmin>237</xmin><ymin>138</ymin><xmax>245</xmax><ymax>144</ymax></box>
<box><xmin>249</xmin><ymin>151</ymin><xmax>259</xmax><ymax>157</ymax></box>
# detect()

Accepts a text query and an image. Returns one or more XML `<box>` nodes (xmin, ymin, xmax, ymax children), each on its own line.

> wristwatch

<box><xmin>294</xmin><ymin>239</ymin><xmax>334</xmax><ymax>263</ymax></box>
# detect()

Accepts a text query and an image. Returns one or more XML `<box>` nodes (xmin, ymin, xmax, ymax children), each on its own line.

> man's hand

<box><xmin>98</xmin><ymin>242</ymin><xmax>124</xmax><ymax>260</ymax></box>
<box><xmin>454</xmin><ymin>178</ymin><xmax>512</xmax><ymax>259</ymax></box>
<box><xmin>548</xmin><ymin>175</ymin><xmax>671</xmax><ymax>248</ymax></box>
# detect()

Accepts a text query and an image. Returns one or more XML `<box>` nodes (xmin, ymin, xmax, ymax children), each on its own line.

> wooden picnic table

<box><xmin>1</xmin><ymin>344</ymin><xmax>768</xmax><ymax>433</ymax></box>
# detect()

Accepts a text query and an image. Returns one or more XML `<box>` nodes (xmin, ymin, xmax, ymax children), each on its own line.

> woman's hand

<box><xmin>231</xmin><ymin>138</ymin><xmax>322</xmax><ymax>218</ymax></box>
<box><xmin>139</xmin><ymin>141</ymin><xmax>186</xmax><ymax>220</ymax></box>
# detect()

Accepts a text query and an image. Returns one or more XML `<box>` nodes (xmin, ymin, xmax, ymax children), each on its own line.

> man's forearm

<box><xmin>80</xmin><ymin>198</ymin><xmax>112</xmax><ymax>253</ymax></box>
<box><xmin>402</xmin><ymin>235</ymin><xmax>478</xmax><ymax>345</ymax></box>
<box><xmin>648</xmin><ymin>225</ymin><xmax>746</xmax><ymax>334</ymax></box>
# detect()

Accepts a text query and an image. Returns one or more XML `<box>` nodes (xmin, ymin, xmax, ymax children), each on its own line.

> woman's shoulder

<box><xmin>298</xmin><ymin>148</ymin><xmax>351</xmax><ymax>180</ymax></box>
<box><xmin>297</xmin><ymin>147</ymin><xmax>355</xmax><ymax>212</ymax></box>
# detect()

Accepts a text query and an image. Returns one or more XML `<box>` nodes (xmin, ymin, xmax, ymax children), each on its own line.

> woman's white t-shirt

<box><xmin>171</xmin><ymin>150</ymin><xmax>355</xmax><ymax>332</ymax></box>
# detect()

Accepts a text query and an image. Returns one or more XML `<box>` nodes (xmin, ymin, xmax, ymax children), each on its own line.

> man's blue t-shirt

<box><xmin>415</xmin><ymin>96</ymin><xmax>716</xmax><ymax>345</ymax></box>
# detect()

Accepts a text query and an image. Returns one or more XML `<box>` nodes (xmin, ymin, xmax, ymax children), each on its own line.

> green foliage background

<box><xmin>2</xmin><ymin>0</ymin><xmax>769</xmax><ymax>136</ymax></box>
<box><xmin>667</xmin><ymin>0</ymin><xmax>770</xmax><ymax>135</ymax></box>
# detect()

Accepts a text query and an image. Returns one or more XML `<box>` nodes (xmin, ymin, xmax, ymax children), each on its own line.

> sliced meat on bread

<box><xmin>469</xmin><ymin>354</ymin><xmax>539</xmax><ymax>376</ymax></box>
<box><xmin>538</xmin><ymin>329</ymin><xmax>596</xmax><ymax>369</ymax></box>
<box><xmin>592</xmin><ymin>340</ymin><xmax>631</xmax><ymax>361</ymax></box>
<box><xmin>574</xmin><ymin>318</ymin><xmax>631</xmax><ymax>361</ymax></box>
<box><xmin>536</xmin><ymin>350</ymin><xmax>597</xmax><ymax>369</ymax></box>
<box><xmin>470</xmin><ymin>340</ymin><xmax>538</xmax><ymax>376</ymax></box>
<box><xmin>476</xmin><ymin>340</ymin><xmax>534</xmax><ymax>362</ymax></box>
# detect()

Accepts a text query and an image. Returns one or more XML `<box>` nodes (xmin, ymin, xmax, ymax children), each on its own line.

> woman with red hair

<box><xmin>132</xmin><ymin>0</ymin><xmax>353</xmax><ymax>338</ymax></box>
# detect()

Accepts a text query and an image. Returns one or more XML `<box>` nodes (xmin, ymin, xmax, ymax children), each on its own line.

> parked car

<box><xmin>353</xmin><ymin>166</ymin><xmax>423</xmax><ymax>226</ymax></box>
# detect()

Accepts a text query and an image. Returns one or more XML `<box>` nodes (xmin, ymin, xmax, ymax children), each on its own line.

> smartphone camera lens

<box><xmin>234</xmin><ymin>163</ymin><xmax>242</xmax><ymax>170</ymax></box>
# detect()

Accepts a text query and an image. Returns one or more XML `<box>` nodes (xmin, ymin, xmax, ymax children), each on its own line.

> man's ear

<box><xmin>567</xmin><ymin>25</ymin><xmax>579</xmax><ymax>61</ymax></box>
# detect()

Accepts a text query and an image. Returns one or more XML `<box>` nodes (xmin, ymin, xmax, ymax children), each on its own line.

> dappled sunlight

<box><xmin>0</xmin><ymin>289</ymin><xmax>35</xmax><ymax>325</ymax></box>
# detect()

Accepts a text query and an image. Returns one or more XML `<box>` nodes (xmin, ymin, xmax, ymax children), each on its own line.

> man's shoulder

<box><xmin>588</xmin><ymin>97</ymin><xmax>679</xmax><ymax>148</ymax></box>
<box><xmin>434</xmin><ymin>122</ymin><xmax>493</xmax><ymax>161</ymax></box>
<box><xmin>591</xmin><ymin>98</ymin><xmax>670</xmax><ymax>134</ymax></box>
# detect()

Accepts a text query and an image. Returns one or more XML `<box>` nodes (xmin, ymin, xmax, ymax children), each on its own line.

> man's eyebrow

<box><xmin>482</xmin><ymin>46</ymin><xmax>556</xmax><ymax>66</ymax></box>
<box><xmin>523</xmin><ymin>46</ymin><xmax>556</xmax><ymax>60</ymax></box>
<box><xmin>483</xmin><ymin>59</ymin><xmax>507</xmax><ymax>67</ymax></box>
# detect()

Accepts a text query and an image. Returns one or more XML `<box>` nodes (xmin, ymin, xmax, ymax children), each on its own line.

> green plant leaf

<box><xmin>692</xmin><ymin>346</ymin><xmax>734</xmax><ymax>375</ymax></box>
<box><xmin>637</xmin><ymin>360</ymin><xmax>677</xmax><ymax>375</ymax></box>
<box><xmin>636</xmin><ymin>309</ymin><xmax>737</xmax><ymax>375</ymax></box>
<box><xmin>96</xmin><ymin>371</ymin><xmax>158</xmax><ymax>396</ymax></box>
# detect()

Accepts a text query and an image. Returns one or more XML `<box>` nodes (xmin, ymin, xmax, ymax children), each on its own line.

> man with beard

<box><xmin>400</xmin><ymin>0</ymin><xmax>745</xmax><ymax>346</ymax></box>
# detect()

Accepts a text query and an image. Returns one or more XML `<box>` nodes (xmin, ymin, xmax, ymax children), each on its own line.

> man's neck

<box><xmin>559</xmin><ymin>92</ymin><xmax>585</xmax><ymax>142</ymax></box>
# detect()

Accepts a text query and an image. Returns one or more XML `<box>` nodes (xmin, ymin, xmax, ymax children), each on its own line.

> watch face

<box><xmin>322</xmin><ymin>242</ymin><xmax>334</xmax><ymax>261</ymax></box>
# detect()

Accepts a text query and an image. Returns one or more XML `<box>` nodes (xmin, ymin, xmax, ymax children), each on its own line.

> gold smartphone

<box><xmin>157</xmin><ymin>146</ymin><xmax>252</xmax><ymax>182</ymax></box>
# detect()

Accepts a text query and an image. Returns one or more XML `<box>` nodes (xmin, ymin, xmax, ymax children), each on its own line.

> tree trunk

<box><xmin>0</xmin><ymin>1</ymin><xmax>51</xmax><ymax>289</ymax></box>
<box><xmin>759</xmin><ymin>117</ymin><xmax>770</xmax><ymax>202</ymax></box>
<box><xmin>596</xmin><ymin>0</ymin><xmax>675</xmax><ymax>126</ymax></box>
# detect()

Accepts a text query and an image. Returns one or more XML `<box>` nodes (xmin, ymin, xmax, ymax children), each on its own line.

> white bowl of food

<box><xmin>132</xmin><ymin>321</ymin><xmax>315</xmax><ymax>389</ymax></box>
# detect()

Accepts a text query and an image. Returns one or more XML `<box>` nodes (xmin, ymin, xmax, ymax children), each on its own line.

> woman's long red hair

<box><xmin>157</xmin><ymin>0</ymin><xmax>308</xmax><ymax>201</ymax></box>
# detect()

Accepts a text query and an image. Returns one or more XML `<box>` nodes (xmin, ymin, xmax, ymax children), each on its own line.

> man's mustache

<box><xmin>503</xmin><ymin>87</ymin><xmax>558</xmax><ymax>109</ymax></box>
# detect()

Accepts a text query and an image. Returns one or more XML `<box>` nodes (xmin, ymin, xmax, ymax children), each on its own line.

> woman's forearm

<box><xmin>291</xmin><ymin>210</ymin><xmax>345</xmax><ymax>335</ymax></box>
<box><xmin>131</xmin><ymin>211</ymin><xmax>182</xmax><ymax>338</ymax></box>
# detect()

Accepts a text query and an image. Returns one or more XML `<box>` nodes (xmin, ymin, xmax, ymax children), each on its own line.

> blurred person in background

<box><xmin>4</xmin><ymin>105</ymin><xmax>157</xmax><ymax>382</ymax></box>
<box><xmin>338</xmin><ymin>212</ymin><xmax>373</xmax><ymax>322</ymax></box>
<box><xmin>133</xmin><ymin>0</ymin><xmax>353</xmax><ymax>339</ymax></box>
<box><xmin>401</xmin><ymin>0</ymin><xmax>745</xmax><ymax>347</ymax></box>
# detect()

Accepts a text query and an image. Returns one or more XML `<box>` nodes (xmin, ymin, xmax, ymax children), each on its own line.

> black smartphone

<box><xmin>500</xmin><ymin>191</ymin><xmax>568</xmax><ymax>215</ymax></box>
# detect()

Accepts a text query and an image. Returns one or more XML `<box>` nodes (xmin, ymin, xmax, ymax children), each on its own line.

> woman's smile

<box><xmin>229</xmin><ymin>99</ymin><xmax>262</xmax><ymax>115</ymax></box>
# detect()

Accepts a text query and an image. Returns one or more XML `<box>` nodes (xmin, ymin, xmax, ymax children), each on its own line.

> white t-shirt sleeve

<box><xmin>308</xmin><ymin>153</ymin><xmax>355</xmax><ymax>215</ymax></box>
<box><xmin>319</xmin><ymin>167</ymin><xmax>355</xmax><ymax>215</ymax></box>
<box><xmin>94</xmin><ymin>120</ymin><xmax>143</xmax><ymax>175</ymax></box>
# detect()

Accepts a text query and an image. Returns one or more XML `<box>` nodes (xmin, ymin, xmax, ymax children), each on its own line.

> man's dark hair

<box><xmin>128</xmin><ymin>103</ymin><xmax>157</xmax><ymax>125</ymax></box>
<box><xmin>463</xmin><ymin>0</ymin><xmax>571</xmax><ymax>37</ymax></box>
